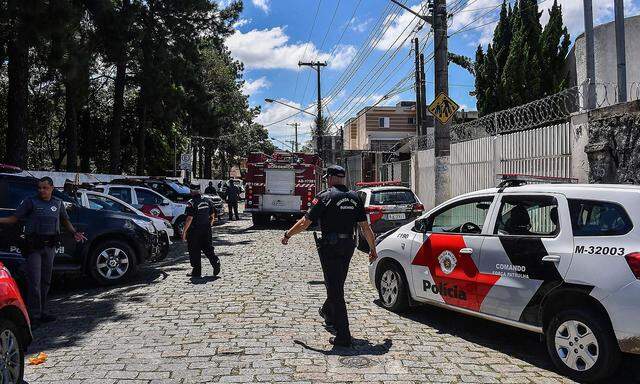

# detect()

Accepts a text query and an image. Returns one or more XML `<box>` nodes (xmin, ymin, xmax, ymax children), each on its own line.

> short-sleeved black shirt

<box><xmin>185</xmin><ymin>195</ymin><xmax>214</xmax><ymax>233</ymax></box>
<box><xmin>305</xmin><ymin>184</ymin><xmax>366</xmax><ymax>235</ymax></box>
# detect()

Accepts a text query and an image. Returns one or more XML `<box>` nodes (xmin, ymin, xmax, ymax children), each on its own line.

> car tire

<box><xmin>89</xmin><ymin>240</ymin><xmax>136</xmax><ymax>285</ymax></box>
<box><xmin>545</xmin><ymin>308</ymin><xmax>621</xmax><ymax>383</ymax></box>
<box><xmin>252</xmin><ymin>213</ymin><xmax>270</xmax><ymax>226</ymax></box>
<box><xmin>356</xmin><ymin>229</ymin><xmax>369</xmax><ymax>253</ymax></box>
<box><xmin>0</xmin><ymin>318</ymin><xmax>26</xmax><ymax>384</ymax></box>
<box><xmin>376</xmin><ymin>262</ymin><xmax>409</xmax><ymax>313</ymax></box>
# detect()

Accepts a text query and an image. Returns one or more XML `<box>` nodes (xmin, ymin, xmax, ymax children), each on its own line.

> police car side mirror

<box><xmin>413</xmin><ymin>218</ymin><xmax>429</xmax><ymax>233</ymax></box>
<box><xmin>161</xmin><ymin>199</ymin><xmax>170</xmax><ymax>206</ymax></box>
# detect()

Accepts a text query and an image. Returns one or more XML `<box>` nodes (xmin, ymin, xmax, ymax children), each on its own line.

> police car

<box><xmin>369</xmin><ymin>176</ymin><xmax>640</xmax><ymax>381</ymax></box>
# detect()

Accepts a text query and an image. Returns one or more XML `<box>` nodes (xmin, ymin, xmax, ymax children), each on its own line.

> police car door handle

<box><xmin>542</xmin><ymin>255</ymin><xmax>561</xmax><ymax>263</ymax></box>
<box><xmin>459</xmin><ymin>248</ymin><xmax>473</xmax><ymax>255</ymax></box>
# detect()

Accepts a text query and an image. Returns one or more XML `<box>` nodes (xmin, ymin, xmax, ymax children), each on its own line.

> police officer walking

<box><xmin>182</xmin><ymin>184</ymin><xmax>221</xmax><ymax>278</ymax></box>
<box><xmin>281</xmin><ymin>165</ymin><xmax>377</xmax><ymax>347</ymax></box>
<box><xmin>225</xmin><ymin>180</ymin><xmax>240</xmax><ymax>221</ymax></box>
<box><xmin>0</xmin><ymin>177</ymin><xmax>86</xmax><ymax>325</ymax></box>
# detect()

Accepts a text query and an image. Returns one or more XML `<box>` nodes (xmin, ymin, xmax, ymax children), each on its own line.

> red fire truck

<box><xmin>244</xmin><ymin>151</ymin><xmax>322</xmax><ymax>225</ymax></box>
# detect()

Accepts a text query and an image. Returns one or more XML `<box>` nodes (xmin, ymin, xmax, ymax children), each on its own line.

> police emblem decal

<box><xmin>51</xmin><ymin>206</ymin><xmax>58</xmax><ymax>212</ymax></box>
<box><xmin>438</xmin><ymin>250</ymin><xmax>457</xmax><ymax>275</ymax></box>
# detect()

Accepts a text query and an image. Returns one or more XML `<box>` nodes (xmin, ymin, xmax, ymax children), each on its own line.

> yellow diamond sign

<box><xmin>428</xmin><ymin>92</ymin><xmax>459</xmax><ymax>124</ymax></box>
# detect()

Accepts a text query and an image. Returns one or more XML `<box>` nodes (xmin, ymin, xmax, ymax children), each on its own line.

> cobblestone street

<box><xmin>23</xmin><ymin>212</ymin><xmax>639</xmax><ymax>383</ymax></box>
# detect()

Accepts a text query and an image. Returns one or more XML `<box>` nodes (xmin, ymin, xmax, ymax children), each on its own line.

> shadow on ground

<box><xmin>293</xmin><ymin>338</ymin><xmax>393</xmax><ymax>357</ymax></box>
<box><xmin>385</xmin><ymin>300</ymin><xmax>640</xmax><ymax>383</ymax></box>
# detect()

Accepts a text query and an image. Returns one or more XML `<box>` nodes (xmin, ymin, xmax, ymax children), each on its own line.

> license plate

<box><xmin>385</xmin><ymin>213</ymin><xmax>405</xmax><ymax>220</ymax></box>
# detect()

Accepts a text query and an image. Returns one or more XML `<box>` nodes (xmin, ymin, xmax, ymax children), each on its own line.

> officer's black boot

<box><xmin>209</xmin><ymin>256</ymin><xmax>221</xmax><ymax>277</ymax></box>
<box><xmin>187</xmin><ymin>268</ymin><xmax>201</xmax><ymax>278</ymax></box>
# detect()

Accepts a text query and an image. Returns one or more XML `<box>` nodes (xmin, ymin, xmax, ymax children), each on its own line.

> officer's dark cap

<box><xmin>189</xmin><ymin>183</ymin><xmax>201</xmax><ymax>191</ymax></box>
<box><xmin>323</xmin><ymin>165</ymin><xmax>346</xmax><ymax>179</ymax></box>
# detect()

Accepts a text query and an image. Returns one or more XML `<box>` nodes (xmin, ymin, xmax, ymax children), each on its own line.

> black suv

<box><xmin>0</xmin><ymin>173</ymin><xmax>160</xmax><ymax>286</ymax></box>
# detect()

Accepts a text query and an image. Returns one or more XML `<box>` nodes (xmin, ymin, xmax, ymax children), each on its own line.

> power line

<box><xmin>292</xmin><ymin>0</ymin><xmax>323</xmax><ymax>104</ymax></box>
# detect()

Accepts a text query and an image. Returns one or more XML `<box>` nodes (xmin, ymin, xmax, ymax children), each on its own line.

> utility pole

<box><xmin>419</xmin><ymin>53</ymin><xmax>427</xmax><ymax>135</ymax></box>
<box><xmin>299</xmin><ymin>61</ymin><xmax>327</xmax><ymax>162</ymax></box>
<box><xmin>286</xmin><ymin>122</ymin><xmax>300</xmax><ymax>152</ymax></box>
<box><xmin>583</xmin><ymin>0</ymin><xmax>596</xmax><ymax>109</ymax></box>
<box><xmin>614</xmin><ymin>0</ymin><xmax>627</xmax><ymax>102</ymax></box>
<box><xmin>413</xmin><ymin>37</ymin><xmax>424</xmax><ymax>137</ymax></box>
<box><xmin>433</xmin><ymin>0</ymin><xmax>449</xmax><ymax>156</ymax></box>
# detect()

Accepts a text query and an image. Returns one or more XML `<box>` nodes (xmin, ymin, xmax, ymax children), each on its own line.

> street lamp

<box><xmin>264</xmin><ymin>98</ymin><xmax>317</xmax><ymax>117</ymax></box>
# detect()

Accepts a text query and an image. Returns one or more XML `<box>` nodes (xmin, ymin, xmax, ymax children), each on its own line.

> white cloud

<box><xmin>232</xmin><ymin>18</ymin><xmax>251</xmax><ymax>29</ymax></box>
<box><xmin>255</xmin><ymin>98</ymin><xmax>315</xmax><ymax>141</ymax></box>
<box><xmin>242</xmin><ymin>77</ymin><xmax>270</xmax><ymax>95</ymax></box>
<box><xmin>226</xmin><ymin>27</ymin><xmax>356</xmax><ymax>70</ymax></box>
<box><xmin>350</xmin><ymin>17</ymin><xmax>372</xmax><ymax>33</ymax></box>
<box><xmin>252</xmin><ymin>0</ymin><xmax>270</xmax><ymax>14</ymax></box>
<box><xmin>375</xmin><ymin>1</ymin><xmax>428</xmax><ymax>50</ymax></box>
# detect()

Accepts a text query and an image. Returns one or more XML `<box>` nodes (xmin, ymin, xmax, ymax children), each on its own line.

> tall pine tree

<box><xmin>540</xmin><ymin>0</ymin><xmax>570</xmax><ymax>95</ymax></box>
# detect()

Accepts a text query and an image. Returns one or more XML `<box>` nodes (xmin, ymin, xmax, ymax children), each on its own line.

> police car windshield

<box><xmin>370</xmin><ymin>190</ymin><xmax>416</xmax><ymax>205</ymax></box>
<box><xmin>168</xmin><ymin>181</ymin><xmax>190</xmax><ymax>194</ymax></box>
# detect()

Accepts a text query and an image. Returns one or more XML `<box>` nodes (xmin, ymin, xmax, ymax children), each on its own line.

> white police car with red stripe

<box><xmin>369</xmin><ymin>175</ymin><xmax>640</xmax><ymax>382</ymax></box>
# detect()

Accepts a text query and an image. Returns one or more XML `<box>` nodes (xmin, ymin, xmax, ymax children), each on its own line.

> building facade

<box><xmin>343</xmin><ymin>101</ymin><xmax>478</xmax><ymax>151</ymax></box>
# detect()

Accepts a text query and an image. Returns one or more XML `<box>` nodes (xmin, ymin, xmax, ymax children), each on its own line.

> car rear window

<box><xmin>370</xmin><ymin>190</ymin><xmax>416</xmax><ymax>205</ymax></box>
<box><xmin>568</xmin><ymin>199</ymin><xmax>633</xmax><ymax>236</ymax></box>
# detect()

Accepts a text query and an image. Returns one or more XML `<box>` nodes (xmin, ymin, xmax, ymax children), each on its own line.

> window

<box><xmin>350</xmin><ymin>125</ymin><xmax>357</xmax><ymax>140</ymax></box>
<box><xmin>136</xmin><ymin>188</ymin><xmax>164</xmax><ymax>205</ymax></box>
<box><xmin>408</xmin><ymin>117</ymin><xmax>416</xmax><ymax>125</ymax></box>
<box><xmin>370</xmin><ymin>190</ymin><xmax>416</xmax><ymax>205</ymax></box>
<box><xmin>87</xmin><ymin>194</ymin><xmax>132</xmax><ymax>213</ymax></box>
<box><xmin>108</xmin><ymin>187</ymin><xmax>132</xmax><ymax>204</ymax></box>
<box><xmin>378</xmin><ymin>117</ymin><xmax>390</xmax><ymax>128</ymax></box>
<box><xmin>568</xmin><ymin>199</ymin><xmax>632</xmax><ymax>236</ymax></box>
<box><xmin>0</xmin><ymin>181</ymin><xmax>36</xmax><ymax>209</ymax></box>
<box><xmin>495</xmin><ymin>195</ymin><xmax>559</xmax><ymax>236</ymax></box>
<box><xmin>429</xmin><ymin>197</ymin><xmax>493</xmax><ymax>234</ymax></box>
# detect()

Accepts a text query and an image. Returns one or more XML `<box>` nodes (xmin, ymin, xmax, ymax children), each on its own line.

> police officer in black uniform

<box><xmin>182</xmin><ymin>184</ymin><xmax>220</xmax><ymax>278</ymax></box>
<box><xmin>0</xmin><ymin>176</ymin><xmax>86</xmax><ymax>325</ymax></box>
<box><xmin>281</xmin><ymin>165</ymin><xmax>377</xmax><ymax>347</ymax></box>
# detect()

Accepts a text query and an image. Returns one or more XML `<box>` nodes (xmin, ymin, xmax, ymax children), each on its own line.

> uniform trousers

<box><xmin>187</xmin><ymin>229</ymin><xmax>219</xmax><ymax>274</ymax></box>
<box><xmin>318</xmin><ymin>239</ymin><xmax>355</xmax><ymax>342</ymax></box>
<box><xmin>25</xmin><ymin>246</ymin><xmax>56</xmax><ymax>319</ymax></box>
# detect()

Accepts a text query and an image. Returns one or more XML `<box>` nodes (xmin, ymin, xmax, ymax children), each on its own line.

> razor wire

<box><xmin>406</xmin><ymin>82</ymin><xmax>633</xmax><ymax>148</ymax></box>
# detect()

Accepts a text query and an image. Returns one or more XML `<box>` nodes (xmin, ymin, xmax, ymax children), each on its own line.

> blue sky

<box><xmin>223</xmin><ymin>0</ymin><xmax>640</xmax><ymax>150</ymax></box>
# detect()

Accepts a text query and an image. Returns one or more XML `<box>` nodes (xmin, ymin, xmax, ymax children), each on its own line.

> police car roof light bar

<box><xmin>355</xmin><ymin>180</ymin><xmax>403</xmax><ymax>188</ymax></box>
<box><xmin>497</xmin><ymin>173</ymin><xmax>579</xmax><ymax>192</ymax></box>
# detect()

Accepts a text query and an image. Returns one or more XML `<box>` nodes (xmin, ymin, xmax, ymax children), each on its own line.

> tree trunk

<box><xmin>64</xmin><ymin>81</ymin><xmax>78</xmax><ymax>172</ymax></box>
<box><xmin>5</xmin><ymin>0</ymin><xmax>29</xmax><ymax>168</ymax></box>
<box><xmin>110</xmin><ymin>56</ymin><xmax>126</xmax><ymax>173</ymax></box>
<box><xmin>136</xmin><ymin>103</ymin><xmax>147</xmax><ymax>175</ymax></box>
<box><xmin>192</xmin><ymin>145</ymin><xmax>198</xmax><ymax>178</ymax></box>
<box><xmin>204</xmin><ymin>146</ymin><xmax>212</xmax><ymax>179</ymax></box>
<box><xmin>79</xmin><ymin>108</ymin><xmax>91</xmax><ymax>172</ymax></box>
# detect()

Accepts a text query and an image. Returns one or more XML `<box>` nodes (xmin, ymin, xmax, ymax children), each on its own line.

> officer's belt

<box><xmin>321</xmin><ymin>233</ymin><xmax>354</xmax><ymax>240</ymax></box>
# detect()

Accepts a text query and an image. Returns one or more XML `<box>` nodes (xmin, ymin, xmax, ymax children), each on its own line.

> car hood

<box><xmin>80</xmin><ymin>206</ymin><xmax>153</xmax><ymax>223</ymax></box>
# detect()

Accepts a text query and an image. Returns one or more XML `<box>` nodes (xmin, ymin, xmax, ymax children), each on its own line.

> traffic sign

<box><xmin>428</xmin><ymin>92</ymin><xmax>459</xmax><ymax>124</ymax></box>
<box><xmin>180</xmin><ymin>153</ymin><xmax>192</xmax><ymax>170</ymax></box>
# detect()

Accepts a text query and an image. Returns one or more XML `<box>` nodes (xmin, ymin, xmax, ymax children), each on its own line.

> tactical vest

<box><xmin>24</xmin><ymin>196</ymin><xmax>63</xmax><ymax>236</ymax></box>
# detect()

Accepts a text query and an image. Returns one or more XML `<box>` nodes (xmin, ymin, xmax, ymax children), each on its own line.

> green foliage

<box><xmin>0</xmin><ymin>0</ymin><xmax>269</xmax><ymax>177</ymax></box>
<box><xmin>474</xmin><ymin>0</ymin><xmax>570</xmax><ymax>116</ymax></box>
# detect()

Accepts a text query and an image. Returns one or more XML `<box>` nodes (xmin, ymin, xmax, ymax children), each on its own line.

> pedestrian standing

<box><xmin>204</xmin><ymin>181</ymin><xmax>216</xmax><ymax>195</ymax></box>
<box><xmin>0</xmin><ymin>177</ymin><xmax>86</xmax><ymax>326</ymax></box>
<box><xmin>225</xmin><ymin>180</ymin><xmax>240</xmax><ymax>221</ymax></box>
<box><xmin>281</xmin><ymin>165</ymin><xmax>377</xmax><ymax>347</ymax></box>
<box><xmin>182</xmin><ymin>184</ymin><xmax>220</xmax><ymax>278</ymax></box>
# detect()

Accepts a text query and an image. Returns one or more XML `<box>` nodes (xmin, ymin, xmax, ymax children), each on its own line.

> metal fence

<box><xmin>378</xmin><ymin>160</ymin><xmax>411</xmax><ymax>187</ymax></box>
<box><xmin>345</xmin><ymin>154</ymin><xmax>363</xmax><ymax>189</ymax></box>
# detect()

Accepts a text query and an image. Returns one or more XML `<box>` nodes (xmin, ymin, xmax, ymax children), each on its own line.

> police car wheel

<box><xmin>377</xmin><ymin>263</ymin><xmax>408</xmax><ymax>312</ymax></box>
<box><xmin>546</xmin><ymin>309</ymin><xmax>620</xmax><ymax>382</ymax></box>
<box><xmin>0</xmin><ymin>318</ymin><xmax>25</xmax><ymax>384</ymax></box>
<box><xmin>89</xmin><ymin>240</ymin><xmax>135</xmax><ymax>285</ymax></box>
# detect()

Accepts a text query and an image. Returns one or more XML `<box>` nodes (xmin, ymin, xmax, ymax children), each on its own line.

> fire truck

<box><xmin>244</xmin><ymin>151</ymin><xmax>322</xmax><ymax>225</ymax></box>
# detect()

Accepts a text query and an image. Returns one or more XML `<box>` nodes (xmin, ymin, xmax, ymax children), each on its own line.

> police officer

<box><xmin>225</xmin><ymin>180</ymin><xmax>240</xmax><ymax>221</ymax></box>
<box><xmin>281</xmin><ymin>165</ymin><xmax>377</xmax><ymax>347</ymax></box>
<box><xmin>0</xmin><ymin>177</ymin><xmax>86</xmax><ymax>325</ymax></box>
<box><xmin>182</xmin><ymin>183</ymin><xmax>221</xmax><ymax>278</ymax></box>
<box><xmin>204</xmin><ymin>181</ymin><xmax>217</xmax><ymax>195</ymax></box>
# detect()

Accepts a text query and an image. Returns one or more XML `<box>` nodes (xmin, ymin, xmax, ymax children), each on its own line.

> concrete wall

<box><xmin>570</xmin><ymin>15</ymin><xmax>640</xmax><ymax>105</ymax></box>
